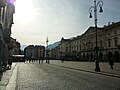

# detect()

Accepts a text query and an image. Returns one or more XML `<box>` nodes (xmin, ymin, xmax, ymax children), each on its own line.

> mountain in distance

<box><xmin>47</xmin><ymin>37</ymin><xmax>75</xmax><ymax>50</ymax></box>
<box><xmin>47</xmin><ymin>41</ymin><xmax>60</xmax><ymax>50</ymax></box>
<box><xmin>20</xmin><ymin>41</ymin><xmax>60</xmax><ymax>51</ymax></box>
<box><xmin>20</xmin><ymin>45</ymin><xmax>27</xmax><ymax>51</ymax></box>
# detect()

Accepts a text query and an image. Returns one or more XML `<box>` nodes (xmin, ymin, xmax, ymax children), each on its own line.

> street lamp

<box><xmin>89</xmin><ymin>0</ymin><xmax>103</xmax><ymax>72</ymax></box>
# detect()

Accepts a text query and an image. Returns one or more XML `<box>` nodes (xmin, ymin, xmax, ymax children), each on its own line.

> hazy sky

<box><xmin>11</xmin><ymin>0</ymin><xmax>120</xmax><ymax>46</ymax></box>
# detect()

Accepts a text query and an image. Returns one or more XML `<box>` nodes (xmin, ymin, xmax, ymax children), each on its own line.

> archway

<box><xmin>86</xmin><ymin>53</ymin><xmax>89</xmax><ymax>61</ymax></box>
<box><xmin>77</xmin><ymin>52</ymin><xmax>82</xmax><ymax>61</ymax></box>
<box><xmin>99</xmin><ymin>52</ymin><xmax>103</xmax><ymax>62</ymax></box>
<box><xmin>90</xmin><ymin>53</ymin><xmax>93</xmax><ymax>62</ymax></box>
<box><xmin>107</xmin><ymin>52</ymin><xmax>113</xmax><ymax>62</ymax></box>
<box><xmin>114</xmin><ymin>51</ymin><xmax>120</xmax><ymax>62</ymax></box>
<box><xmin>83</xmin><ymin>53</ymin><xmax>85</xmax><ymax>61</ymax></box>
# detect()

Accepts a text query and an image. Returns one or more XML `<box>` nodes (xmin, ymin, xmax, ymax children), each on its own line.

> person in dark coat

<box><xmin>109</xmin><ymin>58</ymin><xmax>114</xmax><ymax>69</ymax></box>
<box><xmin>8</xmin><ymin>58</ymin><xmax>12</xmax><ymax>69</ymax></box>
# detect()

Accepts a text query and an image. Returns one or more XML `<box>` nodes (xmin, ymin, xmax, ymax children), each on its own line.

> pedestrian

<box><xmin>61</xmin><ymin>59</ymin><xmax>64</xmax><ymax>63</ymax></box>
<box><xmin>109</xmin><ymin>58</ymin><xmax>114</xmax><ymax>69</ymax></box>
<box><xmin>48</xmin><ymin>59</ymin><xmax>50</xmax><ymax>64</ymax></box>
<box><xmin>39</xmin><ymin>59</ymin><xmax>40</xmax><ymax>64</ymax></box>
<box><xmin>8</xmin><ymin>58</ymin><xmax>12</xmax><ymax>69</ymax></box>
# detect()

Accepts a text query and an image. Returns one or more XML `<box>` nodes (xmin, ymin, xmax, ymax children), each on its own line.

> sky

<box><xmin>11</xmin><ymin>0</ymin><xmax>120</xmax><ymax>47</ymax></box>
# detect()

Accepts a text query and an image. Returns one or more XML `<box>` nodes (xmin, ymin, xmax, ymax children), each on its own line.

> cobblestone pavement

<box><xmin>16</xmin><ymin>63</ymin><xmax>120</xmax><ymax>90</ymax></box>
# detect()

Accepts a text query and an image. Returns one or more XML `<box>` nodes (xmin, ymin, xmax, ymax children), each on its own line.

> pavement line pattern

<box><xmin>49</xmin><ymin>63</ymin><xmax>120</xmax><ymax>78</ymax></box>
<box><xmin>6</xmin><ymin>65</ymin><xmax>17</xmax><ymax>90</ymax></box>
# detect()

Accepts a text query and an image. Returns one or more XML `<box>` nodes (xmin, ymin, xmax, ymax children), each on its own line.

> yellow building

<box><xmin>51</xmin><ymin>21</ymin><xmax>120</xmax><ymax>62</ymax></box>
<box><xmin>34</xmin><ymin>45</ymin><xmax>45</xmax><ymax>60</ymax></box>
<box><xmin>24</xmin><ymin>45</ymin><xmax>45</xmax><ymax>60</ymax></box>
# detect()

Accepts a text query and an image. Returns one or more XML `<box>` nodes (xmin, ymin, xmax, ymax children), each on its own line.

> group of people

<box><xmin>7</xmin><ymin>57</ymin><xmax>115</xmax><ymax>70</ymax></box>
<box><xmin>24</xmin><ymin>59</ymin><xmax>50</xmax><ymax>64</ymax></box>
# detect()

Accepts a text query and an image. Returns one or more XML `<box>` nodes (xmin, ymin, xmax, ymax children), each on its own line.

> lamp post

<box><xmin>89</xmin><ymin>0</ymin><xmax>103</xmax><ymax>72</ymax></box>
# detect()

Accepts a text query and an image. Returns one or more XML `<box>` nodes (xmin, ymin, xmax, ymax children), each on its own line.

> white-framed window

<box><xmin>114</xmin><ymin>38</ymin><xmax>118</xmax><ymax>47</ymax></box>
<box><xmin>108</xmin><ymin>39</ymin><xmax>111</xmax><ymax>47</ymax></box>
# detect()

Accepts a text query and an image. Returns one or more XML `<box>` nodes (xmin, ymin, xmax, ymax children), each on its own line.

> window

<box><xmin>79</xmin><ymin>45</ymin><xmax>81</xmax><ymax>50</ymax></box>
<box><xmin>91</xmin><ymin>42</ymin><xmax>93</xmax><ymax>49</ymax></box>
<box><xmin>108</xmin><ymin>39</ymin><xmax>111</xmax><ymax>47</ymax></box>
<box><xmin>114</xmin><ymin>39</ymin><xmax>118</xmax><ymax>46</ymax></box>
<box><xmin>108</xmin><ymin>33</ymin><xmax>110</xmax><ymax>36</ymax></box>
<box><xmin>74</xmin><ymin>46</ymin><xmax>76</xmax><ymax>51</ymax></box>
<box><xmin>100</xmin><ymin>42</ymin><xmax>103</xmax><ymax>48</ymax></box>
<box><xmin>66</xmin><ymin>47</ymin><xmax>68</xmax><ymax>52</ymax></box>
<box><xmin>77</xmin><ymin>45</ymin><xmax>79</xmax><ymax>51</ymax></box>
<box><xmin>100</xmin><ymin>34</ymin><xmax>102</xmax><ymax>38</ymax></box>
<box><xmin>70</xmin><ymin>46</ymin><xmax>71</xmax><ymax>52</ymax></box>
<box><xmin>84</xmin><ymin>44</ymin><xmax>86</xmax><ymax>50</ymax></box>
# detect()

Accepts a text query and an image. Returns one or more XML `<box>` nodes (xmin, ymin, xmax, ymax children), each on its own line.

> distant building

<box><xmin>24</xmin><ymin>45</ymin><xmax>34</xmax><ymax>60</ymax></box>
<box><xmin>24</xmin><ymin>45</ymin><xmax>45</xmax><ymax>60</ymax></box>
<box><xmin>50</xmin><ymin>45</ymin><xmax>60</xmax><ymax>60</ymax></box>
<box><xmin>34</xmin><ymin>45</ymin><xmax>45</xmax><ymax>60</ymax></box>
<box><xmin>8</xmin><ymin>37</ymin><xmax>20</xmax><ymax>56</ymax></box>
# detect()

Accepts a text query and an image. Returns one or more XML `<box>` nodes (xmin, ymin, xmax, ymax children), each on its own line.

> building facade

<box><xmin>104</xmin><ymin>22</ymin><xmax>120</xmax><ymax>62</ymax></box>
<box><xmin>0</xmin><ymin>0</ymin><xmax>15</xmax><ymax>72</ymax></box>
<box><xmin>51</xmin><ymin>45</ymin><xmax>60</xmax><ymax>60</ymax></box>
<box><xmin>8</xmin><ymin>37</ymin><xmax>20</xmax><ymax>56</ymax></box>
<box><xmin>34</xmin><ymin>45</ymin><xmax>45</xmax><ymax>60</ymax></box>
<box><xmin>24</xmin><ymin>45</ymin><xmax>45</xmax><ymax>60</ymax></box>
<box><xmin>50</xmin><ymin>22</ymin><xmax>120</xmax><ymax>62</ymax></box>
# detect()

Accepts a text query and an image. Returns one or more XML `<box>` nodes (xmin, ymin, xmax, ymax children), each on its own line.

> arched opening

<box><xmin>77</xmin><ymin>52</ymin><xmax>81</xmax><ymax>61</ymax></box>
<box><xmin>94</xmin><ymin>52</ymin><xmax>96</xmax><ymax>61</ymax></box>
<box><xmin>90</xmin><ymin>53</ymin><xmax>93</xmax><ymax>62</ymax></box>
<box><xmin>107</xmin><ymin>52</ymin><xmax>113</xmax><ymax>62</ymax></box>
<box><xmin>114</xmin><ymin>51</ymin><xmax>120</xmax><ymax>62</ymax></box>
<box><xmin>99</xmin><ymin>52</ymin><xmax>103</xmax><ymax>62</ymax></box>
<box><xmin>86</xmin><ymin>53</ymin><xmax>89</xmax><ymax>61</ymax></box>
<box><xmin>83</xmin><ymin>53</ymin><xmax>85</xmax><ymax>61</ymax></box>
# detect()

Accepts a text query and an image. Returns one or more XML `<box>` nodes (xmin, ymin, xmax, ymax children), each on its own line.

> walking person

<box><xmin>8</xmin><ymin>57</ymin><xmax>12</xmax><ymax>69</ymax></box>
<box><xmin>39</xmin><ymin>59</ymin><xmax>40</xmax><ymax>64</ymax></box>
<box><xmin>61</xmin><ymin>59</ymin><xmax>64</xmax><ymax>63</ymax></box>
<box><xmin>109</xmin><ymin>58</ymin><xmax>114</xmax><ymax>69</ymax></box>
